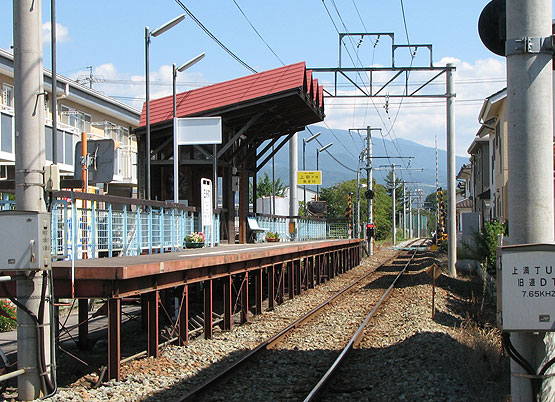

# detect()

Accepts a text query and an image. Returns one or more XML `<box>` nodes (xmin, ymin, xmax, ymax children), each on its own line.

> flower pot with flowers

<box><xmin>266</xmin><ymin>231</ymin><xmax>280</xmax><ymax>242</ymax></box>
<box><xmin>185</xmin><ymin>232</ymin><xmax>206</xmax><ymax>248</ymax></box>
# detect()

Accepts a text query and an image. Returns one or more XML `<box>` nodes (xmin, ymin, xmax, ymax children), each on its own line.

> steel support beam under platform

<box><xmin>14</xmin><ymin>240</ymin><xmax>361</xmax><ymax>383</ymax></box>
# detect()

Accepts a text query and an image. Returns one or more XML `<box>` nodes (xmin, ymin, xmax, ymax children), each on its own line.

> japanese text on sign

<box><xmin>500</xmin><ymin>246</ymin><xmax>555</xmax><ymax>331</ymax></box>
<box><xmin>298</xmin><ymin>171</ymin><xmax>322</xmax><ymax>185</ymax></box>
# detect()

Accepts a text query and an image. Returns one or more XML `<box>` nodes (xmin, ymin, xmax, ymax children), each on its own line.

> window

<box><xmin>104</xmin><ymin>122</ymin><xmax>129</xmax><ymax>146</ymax></box>
<box><xmin>2</xmin><ymin>84</ymin><xmax>13</xmax><ymax>108</ymax></box>
<box><xmin>60</xmin><ymin>105</ymin><xmax>91</xmax><ymax>132</ymax></box>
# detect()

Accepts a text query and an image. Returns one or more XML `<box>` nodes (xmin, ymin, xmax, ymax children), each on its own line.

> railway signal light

<box><xmin>365</xmin><ymin>189</ymin><xmax>374</xmax><ymax>200</ymax></box>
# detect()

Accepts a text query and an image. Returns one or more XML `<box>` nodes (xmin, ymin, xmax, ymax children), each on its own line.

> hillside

<box><xmin>258</xmin><ymin>126</ymin><xmax>469</xmax><ymax>195</ymax></box>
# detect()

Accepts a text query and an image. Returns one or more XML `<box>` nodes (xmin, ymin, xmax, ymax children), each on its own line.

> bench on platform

<box><xmin>247</xmin><ymin>216</ymin><xmax>268</xmax><ymax>243</ymax></box>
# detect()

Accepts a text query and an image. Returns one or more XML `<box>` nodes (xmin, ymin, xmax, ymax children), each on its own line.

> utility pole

<box><xmin>377</xmin><ymin>165</ymin><xmax>423</xmax><ymax>244</ymax></box>
<box><xmin>446</xmin><ymin>63</ymin><xmax>457</xmax><ymax>278</ymax></box>
<box><xmin>435</xmin><ymin>134</ymin><xmax>440</xmax><ymax>240</ymax></box>
<box><xmin>356</xmin><ymin>168</ymin><xmax>361</xmax><ymax>238</ymax></box>
<box><xmin>391</xmin><ymin>165</ymin><xmax>397</xmax><ymax>245</ymax></box>
<box><xmin>289</xmin><ymin>134</ymin><xmax>298</xmax><ymax>239</ymax></box>
<box><xmin>366</xmin><ymin>129</ymin><xmax>373</xmax><ymax>253</ymax></box>
<box><xmin>408</xmin><ymin>191</ymin><xmax>413</xmax><ymax>238</ymax></box>
<box><xmin>506</xmin><ymin>0</ymin><xmax>554</xmax><ymax>400</ymax></box>
<box><xmin>403</xmin><ymin>184</ymin><xmax>406</xmax><ymax>239</ymax></box>
<box><xmin>13</xmin><ymin>1</ymin><xmax>53</xmax><ymax>399</ymax></box>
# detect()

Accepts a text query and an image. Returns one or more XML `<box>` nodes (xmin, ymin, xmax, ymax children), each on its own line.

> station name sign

<box><xmin>298</xmin><ymin>171</ymin><xmax>322</xmax><ymax>185</ymax></box>
<box><xmin>499</xmin><ymin>244</ymin><xmax>555</xmax><ymax>331</ymax></box>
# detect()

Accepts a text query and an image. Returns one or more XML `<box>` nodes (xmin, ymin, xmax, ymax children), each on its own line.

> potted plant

<box><xmin>266</xmin><ymin>231</ymin><xmax>280</xmax><ymax>242</ymax></box>
<box><xmin>185</xmin><ymin>232</ymin><xmax>206</xmax><ymax>248</ymax></box>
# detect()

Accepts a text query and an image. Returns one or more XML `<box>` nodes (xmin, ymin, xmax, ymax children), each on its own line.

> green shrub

<box><xmin>0</xmin><ymin>300</ymin><xmax>17</xmax><ymax>332</ymax></box>
<box><xmin>475</xmin><ymin>220</ymin><xmax>506</xmax><ymax>275</ymax></box>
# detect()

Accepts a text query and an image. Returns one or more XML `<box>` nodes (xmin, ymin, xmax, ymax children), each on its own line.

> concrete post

<box><xmin>13</xmin><ymin>0</ymin><xmax>51</xmax><ymax>399</ymax></box>
<box><xmin>446</xmin><ymin>63</ymin><xmax>457</xmax><ymax>278</ymax></box>
<box><xmin>408</xmin><ymin>191</ymin><xmax>412</xmax><ymax>238</ymax></box>
<box><xmin>366</xmin><ymin>127</ymin><xmax>373</xmax><ymax>255</ymax></box>
<box><xmin>289</xmin><ymin>134</ymin><xmax>298</xmax><ymax>239</ymax></box>
<box><xmin>391</xmin><ymin>165</ymin><xmax>396</xmax><ymax>245</ymax></box>
<box><xmin>356</xmin><ymin>169</ymin><xmax>360</xmax><ymax>238</ymax></box>
<box><xmin>403</xmin><ymin>185</ymin><xmax>406</xmax><ymax>239</ymax></box>
<box><xmin>506</xmin><ymin>0</ymin><xmax>554</xmax><ymax>400</ymax></box>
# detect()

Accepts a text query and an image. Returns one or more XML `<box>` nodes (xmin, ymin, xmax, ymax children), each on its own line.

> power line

<box><xmin>306</xmin><ymin>127</ymin><xmax>358</xmax><ymax>173</ymax></box>
<box><xmin>351</xmin><ymin>0</ymin><xmax>368</xmax><ymax>32</ymax></box>
<box><xmin>400</xmin><ymin>0</ymin><xmax>413</xmax><ymax>56</ymax></box>
<box><xmin>173</xmin><ymin>0</ymin><xmax>257</xmax><ymax>73</ymax></box>
<box><xmin>231</xmin><ymin>0</ymin><xmax>285</xmax><ymax>66</ymax></box>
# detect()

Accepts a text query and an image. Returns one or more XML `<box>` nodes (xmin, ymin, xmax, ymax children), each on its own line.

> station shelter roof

<box><xmin>136</xmin><ymin>61</ymin><xmax>325</xmax><ymax>143</ymax></box>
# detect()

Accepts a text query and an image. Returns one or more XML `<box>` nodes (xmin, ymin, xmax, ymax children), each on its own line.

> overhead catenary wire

<box><xmin>230</xmin><ymin>0</ymin><xmax>285</xmax><ymax>66</ymax></box>
<box><xmin>306</xmin><ymin>127</ymin><xmax>358</xmax><ymax>173</ymax></box>
<box><xmin>173</xmin><ymin>0</ymin><xmax>257</xmax><ymax>74</ymax></box>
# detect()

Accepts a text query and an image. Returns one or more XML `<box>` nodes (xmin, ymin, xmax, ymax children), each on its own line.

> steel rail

<box><xmin>177</xmin><ymin>243</ymin><xmax>417</xmax><ymax>402</ymax></box>
<box><xmin>303</xmin><ymin>242</ymin><xmax>422</xmax><ymax>401</ymax></box>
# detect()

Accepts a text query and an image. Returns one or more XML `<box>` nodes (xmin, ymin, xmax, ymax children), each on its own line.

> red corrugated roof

<box><xmin>139</xmin><ymin>61</ymin><xmax>322</xmax><ymax>127</ymax></box>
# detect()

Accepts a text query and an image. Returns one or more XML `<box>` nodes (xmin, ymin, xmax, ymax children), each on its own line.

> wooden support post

<box><xmin>238</xmin><ymin>171</ymin><xmax>248</xmax><ymax>244</ymax></box>
<box><xmin>268</xmin><ymin>265</ymin><xmax>275</xmax><ymax>310</ymax></box>
<box><xmin>107</xmin><ymin>298</ymin><xmax>121</xmax><ymax>381</ymax></box>
<box><xmin>223</xmin><ymin>275</ymin><xmax>232</xmax><ymax>330</ymax></box>
<box><xmin>223</xmin><ymin>161</ymin><xmax>236</xmax><ymax>243</ymax></box>
<box><xmin>255</xmin><ymin>269</ymin><xmax>263</xmax><ymax>315</ymax></box>
<box><xmin>241</xmin><ymin>272</ymin><xmax>249</xmax><ymax>323</ymax></box>
<box><xmin>147</xmin><ymin>290</ymin><xmax>159</xmax><ymax>358</ymax></box>
<box><xmin>78</xmin><ymin>298</ymin><xmax>89</xmax><ymax>350</ymax></box>
<box><xmin>204</xmin><ymin>279</ymin><xmax>213</xmax><ymax>339</ymax></box>
<box><xmin>178</xmin><ymin>285</ymin><xmax>189</xmax><ymax>345</ymax></box>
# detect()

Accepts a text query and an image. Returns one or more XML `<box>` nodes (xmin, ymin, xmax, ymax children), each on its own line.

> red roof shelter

<box><xmin>135</xmin><ymin>62</ymin><xmax>325</xmax><ymax>243</ymax></box>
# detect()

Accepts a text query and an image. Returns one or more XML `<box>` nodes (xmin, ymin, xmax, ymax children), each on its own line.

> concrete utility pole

<box><xmin>356</xmin><ymin>168</ymin><xmax>361</xmax><ymax>238</ymax></box>
<box><xmin>366</xmin><ymin>128</ymin><xmax>373</xmax><ymax>255</ymax></box>
<box><xmin>446</xmin><ymin>63</ymin><xmax>457</xmax><ymax>278</ymax></box>
<box><xmin>506</xmin><ymin>0</ymin><xmax>554</xmax><ymax>400</ymax></box>
<box><xmin>408</xmin><ymin>191</ymin><xmax>413</xmax><ymax>238</ymax></box>
<box><xmin>13</xmin><ymin>0</ymin><xmax>52</xmax><ymax>399</ymax></box>
<box><xmin>289</xmin><ymin>134</ymin><xmax>298</xmax><ymax>239</ymax></box>
<box><xmin>391</xmin><ymin>165</ymin><xmax>397</xmax><ymax>245</ymax></box>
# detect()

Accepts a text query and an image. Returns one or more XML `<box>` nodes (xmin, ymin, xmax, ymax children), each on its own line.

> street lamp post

<box><xmin>302</xmin><ymin>132</ymin><xmax>320</xmax><ymax>213</ymax></box>
<box><xmin>316</xmin><ymin>142</ymin><xmax>333</xmax><ymax>199</ymax></box>
<box><xmin>172</xmin><ymin>52</ymin><xmax>205</xmax><ymax>203</ymax></box>
<box><xmin>145</xmin><ymin>14</ymin><xmax>185</xmax><ymax>200</ymax></box>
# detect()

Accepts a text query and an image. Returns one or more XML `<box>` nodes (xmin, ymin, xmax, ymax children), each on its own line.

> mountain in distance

<box><xmin>258</xmin><ymin>126</ymin><xmax>469</xmax><ymax>196</ymax></box>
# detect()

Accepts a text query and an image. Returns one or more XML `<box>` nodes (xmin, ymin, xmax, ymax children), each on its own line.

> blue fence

<box><xmin>254</xmin><ymin>213</ymin><xmax>345</xmax><ymax>242</ymax></box>
<box><xmin>48</xmin><ymin>191</ymin><xmax>220</xmax><ymax>260</ymax></box>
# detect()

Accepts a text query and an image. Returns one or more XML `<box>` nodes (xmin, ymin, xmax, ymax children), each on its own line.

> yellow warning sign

<box><xmin>297</xmin><ymin>171</ymin><xmax>322</xmax><ymax>185</ymax></box>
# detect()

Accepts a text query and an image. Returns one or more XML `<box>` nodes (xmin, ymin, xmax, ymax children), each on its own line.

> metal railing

<box><xmin>327</xmin><ymin>221</ymin><xmax>350</xmax><ymax>239</ymax></box>
<box><xmin>51</xmin><ymin>191</ymin><xmax>220</xmax><ymax>260</ymax></box>
<box><xmin>254</xmin><ymin>213</ymin><xmax>336</xmax><ymax>242</ymax></box>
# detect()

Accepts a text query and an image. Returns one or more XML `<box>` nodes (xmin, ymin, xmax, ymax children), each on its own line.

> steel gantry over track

<box><xmin>309</xmin><ymin>32</ymin><xmax>457</xmax><ymax>277</ymax></box>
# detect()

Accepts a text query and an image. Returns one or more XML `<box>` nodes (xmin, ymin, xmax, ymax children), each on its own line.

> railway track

<box><xmin>178</xmin><ymin>239</ymin><xmax>425</xmax><ymax>402</ymax></box>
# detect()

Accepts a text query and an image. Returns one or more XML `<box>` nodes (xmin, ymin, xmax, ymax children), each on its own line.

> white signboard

<box><xmin>175</xmin><ymin>117</ymin><xmax>222</xmax><ymax>145</ymax></box>
<box><xmin>172</xmin><ymin>117</ymin><xmax>222</xmax><ymax>203</ymax></box>
<box><xmin>500</xmin><ymin>244</ymin><xmax>555</xmax><ymax>331</ymax></box>
<box><xmin>201</xmin><ymin>178</ymin><xmax>213</xmax><ymax>228</ymax></box>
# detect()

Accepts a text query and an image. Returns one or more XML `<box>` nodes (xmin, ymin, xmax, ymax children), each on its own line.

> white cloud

<box><xmin>322</xmin><ymin>57</ymin><xmax>506</xmax><ymax>156</ymax></box>
<box><xmin>42</xmin><ymin>22</ymin><xmax>70</xmax><ymax>44</ymax></box>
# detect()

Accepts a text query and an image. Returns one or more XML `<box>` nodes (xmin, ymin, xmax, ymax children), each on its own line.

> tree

<box><xmin>250</xmin><ymin>172</ymin><xmax>288</xmax><ymax>202</ymax></box>
<box><xmin>319</xmin><ymin>178</ymin><xmax>392</xmax><ymax>240</ymax></box>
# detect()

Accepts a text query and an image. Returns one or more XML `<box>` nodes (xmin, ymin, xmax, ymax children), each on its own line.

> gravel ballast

<box><xmin>9</xmin><ymin>245</ymin><xmax>509</xmax><ymax>402</ymax></box>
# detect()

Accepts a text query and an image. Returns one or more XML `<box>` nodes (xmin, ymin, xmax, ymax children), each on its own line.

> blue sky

<box><xmin>0</xmin><ymin>1</ymin><xmax>546</xmax><ymax>162</ymax></box>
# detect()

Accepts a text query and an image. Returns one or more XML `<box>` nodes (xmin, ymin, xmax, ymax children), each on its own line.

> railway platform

<box><xmin>1</xmin><ymin>238</ymin><xmax>361</xmax><ymax>381</ymax></box>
